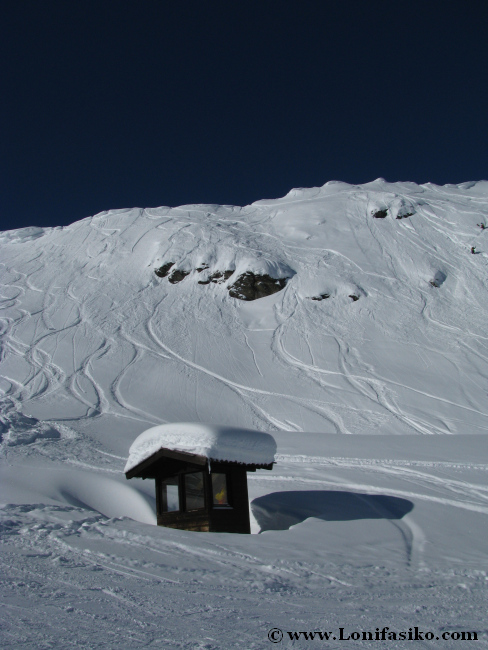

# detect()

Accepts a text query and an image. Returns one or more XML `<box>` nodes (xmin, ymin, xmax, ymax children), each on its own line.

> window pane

<box><xmin>185</xmin><ymin>472</ymin><xmax>205</xmax><ymax>510</ymax></box>
<box><xmin>212</xmin><ymin>473</ymin><xmax>229</xmax><ymax>507</ymax></box>
<box><xmin>162</xmin><ymin>477</ymin><xmax>179</xmax><ymax>512</ymax></box>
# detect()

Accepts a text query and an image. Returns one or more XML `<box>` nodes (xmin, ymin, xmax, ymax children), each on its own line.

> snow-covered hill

<box><xmin>1</xmin><ymin>179</ymin><xmax>488</xmax><ymax>647</ymax></box>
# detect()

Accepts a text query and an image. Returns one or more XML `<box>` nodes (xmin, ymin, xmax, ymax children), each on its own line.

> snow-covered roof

<box><xmin>124</xmin><ymin>423</ymin><xmax>277</xmax><ymax>474</ymax></box>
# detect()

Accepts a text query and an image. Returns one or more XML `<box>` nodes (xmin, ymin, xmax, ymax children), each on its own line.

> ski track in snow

<box><xmin>2</xmin><ymin>184</ymin><xmax>488</xmax><ymax>437</ymax></box>
<box><xmin>1</xmin><ymin>180</ymin><xmax>488</xmax><ymax>647</ymax></box>
<box><xmin>270</xmin><ymin>454</ymin><xmax>488</xmax><ymax>514</ymax></box>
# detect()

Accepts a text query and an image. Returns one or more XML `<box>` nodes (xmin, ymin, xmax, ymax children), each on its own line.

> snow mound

<box><xmin>0</xmin><ymin>409</ymin><xmax>62</xmax><ymax>446</ymax></box>
<box><xmin>124</xmin><ymin>423</ymin><xmax>277</xmax><ymax>472</ymax></box>
<box><xmin>0</xmin><ymin>226</ymin><xmax>49</xmax><ymax>244</ymax></box>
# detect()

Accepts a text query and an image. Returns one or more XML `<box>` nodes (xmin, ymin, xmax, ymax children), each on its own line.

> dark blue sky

<box><xmin>2</xmin><ymin>0</ymin><xmax>487</xmax><ymax>231</ymax></box>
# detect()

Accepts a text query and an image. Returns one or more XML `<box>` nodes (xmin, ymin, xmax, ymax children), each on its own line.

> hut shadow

<box><xmin>251</xmin><ymin>491</ymin><xmax>414</xmax><ymax>532</ymax></box>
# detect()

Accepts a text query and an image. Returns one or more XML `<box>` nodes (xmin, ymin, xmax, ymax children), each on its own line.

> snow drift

<box><xmin>124</xmin><ymin>423</ymin><xmax>277</xmax><ymax>472</ymax></box>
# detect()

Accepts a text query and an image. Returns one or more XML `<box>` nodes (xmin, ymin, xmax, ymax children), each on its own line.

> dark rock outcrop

<box><xmin>372</xmin><ymin>209</ymin><xmax>388</xmax><ymax>219</ymax></box>
<box><xmin>155</xmin><ymin>263</ymin><xmax>288</xmax><ymax>300</ymax></box>
<box><xmin>349</xmin><ymin>294</ymin><xmax>359</xmax><ymax>301</ymax></box>
<box><xmin>154</xmin><ymin>262</ymin><xmax>174</xmax><ymax>277</ymax></box>
<box><xmin>396</xmin><ymin>212</ymin><xmax>413</xmax><ymax>219</ymax></box>
<box><xmin>198</xmin><ymin>270</ymin><xmax>234</xmax><ymax>285</ymax></box>
<box><xmin>228</xmin><ymin>273</ymin><xmax>288</xmax><ymax>301</ymax></box>
<box><xmin>168</xmin><ymin>269</ymin><xmax>190</xmax><ymax>284</ymax></box>
<box><xmin>310</xmin><ymin>293</ymin><xmax>330</xmax><ymax>301</ymax></box>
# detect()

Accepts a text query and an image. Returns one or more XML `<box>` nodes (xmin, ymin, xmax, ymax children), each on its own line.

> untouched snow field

<box><xmin>1</xmin><ymin>179</ymin><xmax>488</xmax><ymax>647</ymax></box>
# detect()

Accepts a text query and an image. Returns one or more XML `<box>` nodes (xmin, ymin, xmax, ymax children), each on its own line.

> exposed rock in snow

<box><xmin>197</xmin><ymin>270</ymin><xmax>234</xmax><ymax>285</ymax></box>
<box><xmin>124</xmin><ymin>423</ymin><xmax>277</xmax><ymax>473</ymax></box>
<box><xmin>309</xmin><ymin>293</ymin><xmax>330</xmax><ymax>301</ymax></box>
<box><xmin>228</xmin><ymin>272</ymin><xmax>288</xmax><ymax>301</ymax></box>
<box><xmin>154</xmin><ymin>261</ymin><xmax>174</xmax><ymax>277</ymax></box>
<box><xmin>168</xmin><ymin>269</ymin><xmax>190</xmax><ymax>283</ymax></box>
<box><xmin>396</xmin><ymin>211</ymin><xmax>413</xmax><ymax>219</ymax></box>
<box><xmin>155</xmin><ymin>260</ymin><xmax>289</xmax><ymax>299</ymax></box>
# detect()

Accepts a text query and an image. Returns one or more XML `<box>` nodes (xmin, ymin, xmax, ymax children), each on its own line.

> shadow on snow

<box><xmin>251</xmin><ymin>490</ymin><xmax>414</xmax><ymax>532</ymax></box>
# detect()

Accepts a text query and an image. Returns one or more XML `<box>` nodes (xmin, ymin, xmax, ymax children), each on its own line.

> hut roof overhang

<box><xmin>125</xmin><ymin>423</ymin><xmax>277</xmax><ymax>479</ymax></box>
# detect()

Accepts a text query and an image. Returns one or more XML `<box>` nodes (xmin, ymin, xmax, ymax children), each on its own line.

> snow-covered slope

<box><xmin>2</xmin><ymin>178</ymin><xmax>488</xmax><ymax>445</ymax></box>
<box><xmin>1</xmin><ymin>179</ymin><xmax>488</xmax><ymax>647</ymax></box>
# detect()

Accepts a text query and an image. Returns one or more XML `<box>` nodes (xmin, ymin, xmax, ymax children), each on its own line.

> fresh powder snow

<box><xmin>1</xmin><ymin>179</ymin><xmax>488</xmax><ymax>648</ymax></box>
<box><xmin>124</xmin><ymin>423</ymin><xmax>277</xmax><ymax>472</ymax></box>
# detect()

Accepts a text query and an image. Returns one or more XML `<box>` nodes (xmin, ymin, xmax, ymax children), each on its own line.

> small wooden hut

<box><xmin>125</xmin><ymin>423</ymin><xmax>276</xmax><ymax>534</ymax></box>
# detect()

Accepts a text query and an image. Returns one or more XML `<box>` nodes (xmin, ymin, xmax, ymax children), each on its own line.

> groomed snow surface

<box><xmin>1</xmin><ymin>179</ymin><xmax>488</xmax><ymax>647</ymax></box>
<box><xmin>125</xmin><ymin>423</ymin><xmax>277</xmax><ymax>473</ymax></box>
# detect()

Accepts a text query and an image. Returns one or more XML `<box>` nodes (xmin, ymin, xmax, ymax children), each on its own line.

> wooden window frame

<box><xmin>211</xmin><ymin>472</ymin><xmax>232</xmax><ymax>509</ymax></box>
<box><xmin>161</xmin><ymin>475</ymin><xmax>181</xmax><ymax>513</ymax></box>
<box><xmin>183</xmin><ymin>471</ymin><xmax>206</xmax><ymax>512</ymax></box>
<box><xmin>158</xmin><ymin>467</ymin><xmax>239</xmax><ymax>518</ymax></box>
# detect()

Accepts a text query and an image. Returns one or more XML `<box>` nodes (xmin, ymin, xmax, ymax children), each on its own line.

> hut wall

<box><xmin>153</xmin><ymin>460</ymin><xmax>252</xmax><ymax>534</ymax></box>
<box><xmin>208</xmin><ymin>467</ymin><xmax>250</xmax><ymax>534</ymax></box>
<box><xmin>157</xmin><ymin>508</ymin><xmax>211</xmax><ymax>532</ymax></box>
